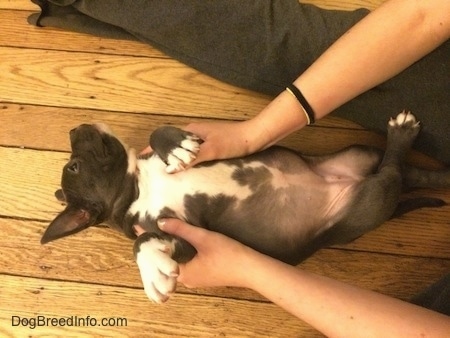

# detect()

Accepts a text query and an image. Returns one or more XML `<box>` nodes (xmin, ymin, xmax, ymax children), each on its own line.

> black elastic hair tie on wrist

<box><xmin>286</xmin><ymin>84</ymin><xmax>316</xmax><ymax>125</ymax></box>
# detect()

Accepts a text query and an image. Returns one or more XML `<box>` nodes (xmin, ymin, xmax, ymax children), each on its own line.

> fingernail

<box><xmin>157</xmin><ymin>219</ymin><xmax>166</xmax><ymax>229</ymax></box>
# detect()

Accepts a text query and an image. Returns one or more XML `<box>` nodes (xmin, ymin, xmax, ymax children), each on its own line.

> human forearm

<box><xmin>248</xmin><ymin>0</ymin><xmax>450</xmax><ymax>150</ymax></box>
<box><xmin>157</xmin><ymin>219</ymin><xmax>450</xmax><ymax>336</ymax></box>
<box><xmin>295</xmin><ymin>0</ymin><xmax>450</xmax><ymax>117</ymax></box>
<box><xmin>243</xmin><ymin>253</ymin><xmax>450</xmax><ymax>337</ymax></box>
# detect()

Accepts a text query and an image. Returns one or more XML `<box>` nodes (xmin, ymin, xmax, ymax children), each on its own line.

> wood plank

<box><xmin>301</xmin><ymin>251</ymin><xmax>450</xmax><ymax>300</ymax></box>
<box><xmin>0</xmin><ymin>274</ymin><xmax>318</xmax><ymax>337</ymax></box>
<box><xmin>0</xmin><ymin>9</ymin><xmax>168</xmax><ymax>58</ymax></box>
<box><xmin>344</xmin><ymin>188</ymin><xmax>450</xmax><ymax>257</ymax></box>
<box><xmin>1</xmin><ymin>216</ymin><xmax>448</xmax><ymax>302</ymax></box>
<box><xmin>0</xmin><ymin>217</ymin><xmax>262</xmax><ymax>302</ymax></box>
<box><xmin>0</xmin><ymin>103</ymin><xmax>367</xmax><ymax>154</ymax></box>
<box><xmin>0</xmin><ymin>0</ymin><xmax>37</xmax><ymax>10</ymax></box>
<box><xmin>302</xmin><ymin>0</ymin><xmax>386</xmax><ymax>10</ymax></box>
<box><xmin>0</xmin><ymin>147</ymin><xmax>64</xmax><ymax>221</ymax></box>
<box><xmin>0</xmin><ymin>46</ymin><xmax>273</xmax><ymax>119</ymax></box>
<box><xmin>0</xmin><ymin>0</ymin><xmax>386</xmax><ymax>11</ymax></box>
<box><xmin>1</xmin><ymin>103</ymin><xmax>443</xmax><ymax>169</ymax></box>
<box><xmin>334</xmin><ymin>206</ymin><xmax>450</xmax><ymax>258</ymax></box>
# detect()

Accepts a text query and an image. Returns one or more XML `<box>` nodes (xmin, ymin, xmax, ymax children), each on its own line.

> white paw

<box><xmin>165</xmin><ymin>135</ymin><xmax>201</xmax><ymax>174</ymax></box>
<box><xmin>136</xmin><ymin>238</ymin><xmax>179</xmax><ymax>303</ymax></box>
<box><xmin>388</xmin><ymin>110</ymin><xmax>420</xmax><ymax>128</ymax></box>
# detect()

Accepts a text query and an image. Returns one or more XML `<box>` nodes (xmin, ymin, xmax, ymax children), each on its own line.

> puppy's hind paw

<box><xmin>388</xmin><ymin>110</ymin><xmax>420</xmax><ymax>128</ymax></box>
<box><xmin>387</xmin><ymin>110</ymin><xmax>421</xmax><ymax>142</ymax></box>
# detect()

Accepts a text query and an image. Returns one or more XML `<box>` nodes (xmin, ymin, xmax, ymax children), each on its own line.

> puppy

<box><xmin>42</xmin><ymin>111</ymin><xmax>448</xmax><ymax>302</ymax></box>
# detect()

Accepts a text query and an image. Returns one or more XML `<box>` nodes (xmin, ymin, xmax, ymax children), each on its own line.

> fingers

<box><xmin>184</xmin><ymin>142</ymin><xmax>217</xmax><ymax>168</ymax></box>
<box><xmin>133</xmin><ymin>219</ymin><xmax>207</xmax><ymax>244</ymax></box>
<box><xmin>134</xmin><ymin>224</ymin><xmax>146</xmax><ymax>236</ymax></box>
<box><xmin>158</xmin><ymin>218</ymin><xmax>207</xmax><ymax>245</ymax></box>
<box><xmin>183</xmin><ymin>124</ymin><xmax>218</xmax><ymax>166</ymax></box>
<box><xmin>139</xmin><ymin>145</ymin><xmax>153</xmax><ymax>156</ymax></box>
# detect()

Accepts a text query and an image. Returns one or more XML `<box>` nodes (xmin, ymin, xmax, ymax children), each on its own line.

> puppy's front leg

<box><xmin>133</xmin><ymin>233</ymin><xmax>179</xmax><ymax>303</ymax></box>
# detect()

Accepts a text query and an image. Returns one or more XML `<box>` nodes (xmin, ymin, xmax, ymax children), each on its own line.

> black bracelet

<box><xmin>286</xmin><ymin>84</ymin><xmax>315</xmax><ymax>125</ymax></box>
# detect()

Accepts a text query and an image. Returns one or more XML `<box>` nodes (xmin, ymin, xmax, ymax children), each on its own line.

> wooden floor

<box><xmin>1</xmin><ymin>0</ymin><xmax>449</xmax><ymax>336</ymax></box>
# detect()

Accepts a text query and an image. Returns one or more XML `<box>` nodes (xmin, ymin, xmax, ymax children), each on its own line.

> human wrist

<box><xmin>224</xmin><ymin>245</ymin><xmax>266</xmax><ymax>289</ymax></box>
<box><xmin>238</xmin><ymin>118</ymin><xmax>272</xmax><ymax>154</ymax></box>
<box><xmin>231</xmin><ymin>248</ymin><xmax>279</xmax><ymax>290</ymax></box>
<box><xmin>251</xmin><ymin>90</ymin><xmax>309</xmax><ymax>149</ymax></box>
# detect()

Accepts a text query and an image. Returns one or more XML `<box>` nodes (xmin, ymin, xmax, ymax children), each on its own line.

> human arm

<box><xmin>152</xmin><ymin>219</ymin><xmax>450</xmax><ymax>338</ymax></box>
<box><xmin>185</xmin><ymin>0</ymin><xmax>450</xmax><ymax>165</ymax></box>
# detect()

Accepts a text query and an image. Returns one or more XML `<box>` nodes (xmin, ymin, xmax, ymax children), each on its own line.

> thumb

<box><xmin>158</xmin><ymin>218</ymin><xmax>206</xmax><ymax>245</ymax></box>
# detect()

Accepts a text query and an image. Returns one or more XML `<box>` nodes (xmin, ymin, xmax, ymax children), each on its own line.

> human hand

<box><xmin>184</xmin><ymin>119</ymin><xmax>271</xmax><ymax>166</ymax></box>
<box><xmin>139</xmin><ymin>145</ymin><xmax>153</xmax><ymax>157</ymax></box>
<box><xmin>150</xmin><ymin>219</ymin><xmax>258</xmax><ymax>289</ymax></box>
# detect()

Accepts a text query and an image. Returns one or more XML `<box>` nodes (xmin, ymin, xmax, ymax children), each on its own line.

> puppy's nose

<box><xmin>70</xmin><ymin>124</ymin><xmax>94</xmax><ymax>134</ymax></box>
<box><xmin>69</xmin><ymin>124</ymin><xmax>98</xmax><ymax>144</ymax></box>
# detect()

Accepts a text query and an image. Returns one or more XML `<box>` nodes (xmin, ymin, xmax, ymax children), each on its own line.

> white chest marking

<box><xmin>128</xmin><ymin>156</ymin><xmax>256</xmax><ymax>220</ymax></box>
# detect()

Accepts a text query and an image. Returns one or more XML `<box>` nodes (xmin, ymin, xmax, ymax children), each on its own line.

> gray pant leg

<box><xmin>28</xmin><ymin>0</ymin><xmax>450</xmax><ymax>164</ymax></box>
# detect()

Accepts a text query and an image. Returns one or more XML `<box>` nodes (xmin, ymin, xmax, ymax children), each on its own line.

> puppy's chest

<box><xmin>128</xmin><ymin>156</ymin><xmax>253</xmax><ymax>220</ymax></box>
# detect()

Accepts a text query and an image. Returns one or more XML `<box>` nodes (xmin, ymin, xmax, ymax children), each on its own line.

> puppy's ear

<box><xmin>41</xmin><ymin>206</ymin><xmax>94</xmax><ymax>244</ymax></box>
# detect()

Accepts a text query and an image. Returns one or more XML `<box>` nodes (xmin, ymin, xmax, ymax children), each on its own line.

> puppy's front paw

<box><xmin>136</xmin><ymin>238</ymin><xmax>179</xmax><ymax>303</ymax></box>
<box><xmin>165</xmin><ymin>133</ymin><xmax>201</xmax><ymax>174</ymax></box>
<box><xmin>150</xmin><ymin>126</ymin><xmax>202</xmax><ymax>174</ymax></box>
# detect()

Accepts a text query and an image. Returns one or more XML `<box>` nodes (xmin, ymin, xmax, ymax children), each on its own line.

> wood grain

<box><xmin>0</xmin><ymin>103</ymin><xmax>366</xmax><ymax>153</ymax></box>
<box><xmin>301</xmin><ymin>0</ymin><xmax>387</xmax><ymax>10</ymax></box>
<box><xmin>0</xmin><ymin>9</ymin><xmax>167</xmax><ymax>58</ymax></box>
<box><xmin>0</xmin><ymin>0</ymin><xmax>448</xmax><ymax>336</ymax></box>
<box><xmin>1</xmin><ymin>103</ymin><xmax>444</xmax><ymax>170</ymax></box>
<box><xmin>0</xmin><ymin>218</ymin><xmax>448</xmax><ymax>303</ymax></box>
<box><xmin>0</xmin><ymin>46</ymin><xmax>272</xmax><ymax>119</ymax></box>
<box><xmin>0</xmin><ymin>275</ymin><xmax>318</xmax><ymax>337</ymax></box>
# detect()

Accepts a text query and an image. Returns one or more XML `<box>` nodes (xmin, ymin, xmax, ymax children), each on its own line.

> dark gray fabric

<box><xmin>411</xmin><ymin>273</ymin><xmax>450</xmax><ymax>316</ymax></box>
<box><xmin>28</xmin><ymin>0</ymin><xmax>449</xmax><ymax>164</ymax></box>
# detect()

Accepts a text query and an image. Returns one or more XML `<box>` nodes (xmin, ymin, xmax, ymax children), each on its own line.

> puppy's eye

<box><xmin>68</xmin><ymin>161</ymin><xmax>79</xmax><ymax>173</ymax></box>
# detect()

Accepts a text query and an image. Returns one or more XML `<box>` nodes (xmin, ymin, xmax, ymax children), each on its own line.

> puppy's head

<box><xmin>41</xmin><ymin>124</ymin><xmax>133</xmax><ymax>244</ymax></box>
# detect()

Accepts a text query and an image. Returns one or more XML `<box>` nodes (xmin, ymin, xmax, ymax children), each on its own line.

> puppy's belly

<box><xmin>129</xmin><ymin>155</ymin><xmax>356</xmax><ymax>244</ymax></box>
<box><xmin>185</xmin><ymin>169</ymin><xmax>356</xmax><ymax>252</ymax></box>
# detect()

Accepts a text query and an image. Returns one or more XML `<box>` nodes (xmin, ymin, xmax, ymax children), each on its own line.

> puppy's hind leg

<box><xmin>380</xmin><ymin>111</ymin><xmax>420</xmax><ymax>174</ymax></box>
<box><xmin>327</xmin><ymin>111</ymin><xmax>421</xmax><ymax>245</ymax></box>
